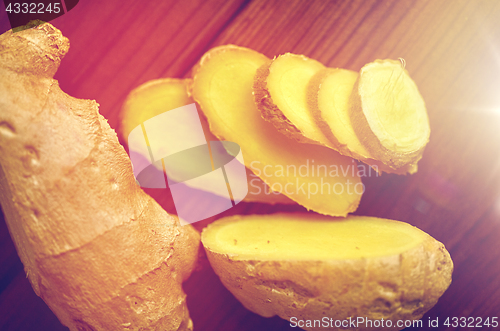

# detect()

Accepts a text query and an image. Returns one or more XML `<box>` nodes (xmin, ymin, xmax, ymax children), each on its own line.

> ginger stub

<box><xmin>202</xmin><ymin>213</ymin><xmax>453</xmax><ymax>331</ymax></box>
<box><xmin>190</xmin><ymin>45</ymin><xmax>362</xmax><ymax>217</ymax></box>
<box><xmin>349</xmin><ymin>59</ymin><xmax>430</xmax><ymax>169</ymax></box>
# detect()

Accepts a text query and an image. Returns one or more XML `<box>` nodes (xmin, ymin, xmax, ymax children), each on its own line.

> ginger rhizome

<box><xmin>0</xmin><ymin>23</ymin><xmax>199</xmax><ymax>331</ymax></box>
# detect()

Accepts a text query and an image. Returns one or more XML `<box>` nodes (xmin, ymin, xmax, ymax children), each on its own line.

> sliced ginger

<box><xmin>349</xmin><ymin>59</ymin><xmax>430</xmax><ymax>169</ymax></box>
<box><xmin>254</xmin><ymin>53</ymin><xmax>332</xmax><ymax>146</ymax></box>
<box><xmin>120</xmin><ymin>78</ymin><xmax>193</xmax><ymax>141</ymax></box>
<box><xmin>309</xmin><ymin>68</ymin><xmax>417</xmax><ymax>174</ymax></box>
<box><xmin>203</xmin><ymin>213</ymin><xmax>428</xmax><ymax>260</ymax></box>
<box><xmin>202</xmin><ymin>213</ymin><xmax>453</xmax><ymax>328</ymax></box>
<box><xmin>309</xmin><ymin>68</ymin><xmax>369</xmax><ymax>158</ymax></box>
<box><xmin>190</xmin><ymin>45</ymin><xmax>362</xmax><ymax>216</ymax></box>
<box><xmin>120</xmin><ymin>78</ymin><xmax>294</xmax><ymax>205</ymax></box>
<box><xmin>253</xmin><ymin>54</ymin><xmax>422</xmax><ymax>175</ymax></box>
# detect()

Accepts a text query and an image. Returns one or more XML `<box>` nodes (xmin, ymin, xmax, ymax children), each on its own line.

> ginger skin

<box><xmin>0</xmin><ymin>23</ymin><xmax>199</xmax><ymax>331</ymax></box>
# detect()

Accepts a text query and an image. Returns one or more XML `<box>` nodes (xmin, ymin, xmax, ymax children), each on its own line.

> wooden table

<box><xmin>1</xmin><ymin>0</ymin><xmax>500</xmax><ymax>330</ymax></box>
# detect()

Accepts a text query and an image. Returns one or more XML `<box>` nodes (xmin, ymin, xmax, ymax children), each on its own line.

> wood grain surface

<box><xmin>1</xmin><ymin>0</ymin><xmax>500</xmax><ymax>330</ymax></box>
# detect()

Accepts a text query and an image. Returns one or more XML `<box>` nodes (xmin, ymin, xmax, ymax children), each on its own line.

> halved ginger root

<box><xmin>254</xmin><ymin>53</ymin><xmax>332</xmax><ymax>147</ymax></box>
<box><xmin>190</xmin><ymin>45</ymin><xmax>362</xmax><ymax>216</ymax></box>
<box><xmin>202</xmin><ymin>213</ymin><xmax>453</xmax><ymax>331</ymax></box>
<box><xmin>308</xmin><ymin>68</ymin><xmax>417</xmax><ymax>175</ymax></box>
<box><xmin>0</xmin><ymin>23</ymin><xmax>199</xmax><ymax>331</ymax></box>
<box><xmin>120</xmin><ymin>78</ymin><xmax>294</xmax><ymax>205</ymax></box>
<box><xmin>349</xmin><ymin>59</ymin><xmax>430</xmax><ymax>169</ymax></box>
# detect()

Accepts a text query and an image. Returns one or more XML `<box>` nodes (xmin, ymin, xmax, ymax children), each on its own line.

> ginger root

<box><xmin>0</xmin><ymin>23</ymin><xmax>199</xmax><ymax>331</ymax></box>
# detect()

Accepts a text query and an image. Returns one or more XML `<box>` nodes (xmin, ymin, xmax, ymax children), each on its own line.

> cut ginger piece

<box><xmin>120</xmin><ymin>78</ymin><xmax>193</xmax><ymax>142</ymax></box>
<box><xmin>202</xmin><ymin>213</ymin><xmax>453</xmax><ymax>328</ymax></box>
<box><xmin>309</xmin><ymin>68</ymin><xmax>417</xmax><ymax>175</ymax></box>
<box><xmin>120</xmin><ymin>78</ymin><xmax>294</xmax><ymax>205</ymax></box>
<box><xmin>254</xmin><ymin>53</ymin><xmax>333</xmax><ymax>147</ymax></box>
<box><xmin>349</xmin><ymin>59</ymin><xmax>430</xmax><ymax>169</ymax></box>
<box><xmin>190</xmin><ymin>45</ymin><xmax>362</xmax><ymax>216</ymax></box>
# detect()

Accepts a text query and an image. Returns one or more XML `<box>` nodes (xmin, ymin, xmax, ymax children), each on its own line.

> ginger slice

<box><xmin>203</xmin><ymin>213</ymin><xmax>429</xmax><ymax>260</ymax></box>
<box><xmin>310</xmin><ymin>68</ymin><xmax>369</xmax><ymax>158</ymax></box>
<box><xmin>202</xmin><ymin>213</ymin><xmax>453</xmax><ymax>326</ymax></box>
<box><xmin>190</xmin><ymin>45</ymin><xmax>362</xmax><ymax>216</ymax></box>
<box><xmin>254</xmin><ymin>53</ymin><xmax>333</xmax><ymax>147</ymax></box>
<box><xmin>349</xmin><ymin>59</ymin><xmax>430</xmax><ymax>169</ymax></box>
<box><xmin>120</xmin><ymin>78</ymin><xmax>192</xmax><ymax>142</ymax></box>
<box><xmin>309</xmin><ymin>68</ymin><xmax>417</xmax><ymax>175</ymax></box>
<box><xmin>120</xmin><ymin>78</ymin><xmax>294</xmax><ymax>205</ymax></box>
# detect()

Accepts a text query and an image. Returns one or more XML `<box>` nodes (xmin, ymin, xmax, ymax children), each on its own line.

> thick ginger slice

<box><xmin>254</xmin><ymin>53</ymin><xmax>333</xmax><ymax>147</ymax></box>
<box><xmin>349</xmin><ymin>59</ymin><xmax>430</xmax><ymax>169</ymax></box>
<box><xmin>120</xmin><ymin>78</ymin><xmax>294</xmax><ymax>205</ymax></box>
<box><xmin>308</xmin><ymin>68</ymin><xmax>417</xmax><ymax>174</ymax></box>
<box><xmin>190</xmin><ymin>45</ymin><xmax>362</xmax><ymax>216</ymax></box>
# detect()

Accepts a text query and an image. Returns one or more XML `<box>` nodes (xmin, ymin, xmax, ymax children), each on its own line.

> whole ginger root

<box><xmin>0</xmin><ymin>23</ymin><xmax>199</xmax><ymax>331</ymax></box>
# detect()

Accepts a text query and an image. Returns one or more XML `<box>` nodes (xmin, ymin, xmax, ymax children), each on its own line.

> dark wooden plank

<box><xmin>0</xmin><ymin>271</ymin><xmax>67</xmax><ymax>331</ymax></box>
<box><xmin>2</xmin><ymin>0</ymin><xmax>500</xmax><ymax>330</ymax></box>
<box><xmin>51</xmin><ymin>0</ymin><xmax>249</xmax><ymax>129</ymax></box>
<box><xmin>0</xmin><ymin>215</ymin><xmax>23</xmax><ymax>295</ymax></box>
